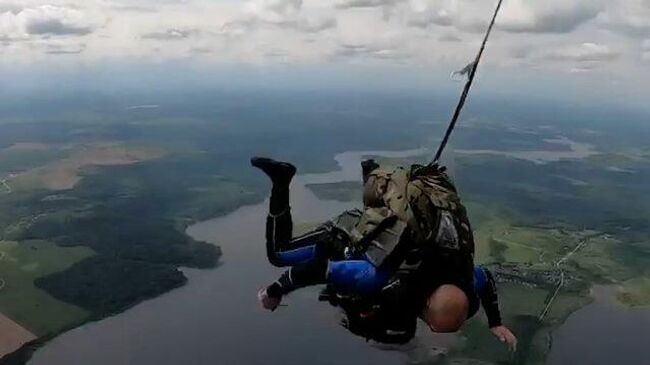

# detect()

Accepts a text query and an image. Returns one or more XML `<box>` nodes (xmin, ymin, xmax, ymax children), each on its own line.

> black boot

<box><xmin>250</xmin><ymin>157</ymin><xmax>297</xmax><ymax>187</ymax></box>
<box><xmin>251</xmin><ymin>157</ymin><xmax>297</xmax><ymax>215</ymax></box>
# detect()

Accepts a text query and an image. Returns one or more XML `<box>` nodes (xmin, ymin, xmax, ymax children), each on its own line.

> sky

<box><xmin>1</xmin><ymin>0</ymin><xmax>650</xmax><ymax>108</ymax></box>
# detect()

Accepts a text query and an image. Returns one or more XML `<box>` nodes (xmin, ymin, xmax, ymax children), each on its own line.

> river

<box><xmin>547</xmin><ymin>286</ymin><xmax>650</xmax><ymax>365</ymax></box>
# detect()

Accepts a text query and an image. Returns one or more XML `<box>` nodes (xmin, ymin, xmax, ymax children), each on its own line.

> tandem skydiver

<box><xmin>250</xmin><ymin>157</ymin><xmax>517</xmax><ymax>350</ymax></box>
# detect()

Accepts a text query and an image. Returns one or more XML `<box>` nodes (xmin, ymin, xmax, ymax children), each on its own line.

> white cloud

<box><xmin>335</xmin><ymin>0</ymin><xmax>402</xmax><ymax>9</ymax></box>
<box><xmin>245</xmin><ymin>0</ymin><xmax>303</xmax><ymax>22</ymax></box>
<box><xmin>0</xmin><ymin>5</ymin><xmax>97</xmax><ymax>38</ymax></box>
<box><xmin>642</xmin><ymin>52</ymin><xmax>650</xmax><ymax>62</ymax></box>
<box><xmin>497</xmin><ymin>0</ymin><xmax>602</xmax><ymax>34</ymax></box>
<box><xmin>407</xmin><ymin>8</ymin><xmax>453</xmax><ymax>28</ymax></box>
<box><xmin>544</xmin><ymin>42</ymin><xmax>620</xmax><ymax>62</ymax></box>
<box><xmin>221</xmin><ymin>0</ymin><xmax>336</xmax><ymax>37</ymax></box>
<box><xmin>405</xmin><ymin>0</ymin><xmax>602</xmax><ymax>34</ymax></box>
<box><xmin>0</xmin><ymin>0</ymin><xmax>648</xmax><ymax>95</ymax></box>
<box><xmin>509</xmin><ymin>42</ymin><xmax>622</xmax><ymax>73</ymax></box>
<box><xmin>142</xmin><ymin>28</ymin><xmax>199</xmax><ymax>40</ymax></box>
<box><xmin>44</xmin><ymin>42</ymin><xmax>86</xmax><ymax>54</ymax></box>
<box><xmin>597</xmin><ymin>0</ymin><xmax>650</xmax><ymax>37</ymax></box>
<box><xmin>439</xmin><ymin>33</ymin><xmax>461</xmax><ymax>42</ymax></box>
<box><xmin>333</xmin><ymin>41</ymin><xmax>404</xmax><ymax>61</ymax></box>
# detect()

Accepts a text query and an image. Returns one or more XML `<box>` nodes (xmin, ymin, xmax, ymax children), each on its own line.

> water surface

<box><xmin>547</xmin><ymin>286</ymin><xmax>650</xmax><ymax>365</ymax></box>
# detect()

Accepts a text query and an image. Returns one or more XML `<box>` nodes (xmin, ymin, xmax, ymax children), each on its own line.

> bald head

<box><xmin>422</xmin><ymin>285</ymin><xmax>469</xmax><ymax>333</ymax></box>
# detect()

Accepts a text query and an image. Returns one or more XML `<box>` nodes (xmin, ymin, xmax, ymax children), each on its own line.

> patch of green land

<box><xmin>0</xmin><ymin>144</ymin><xmax>68</xmax><ymax>178</ymax></box>
<box><xmin>617</xmin><ymin>277</ymin><xmax>650</xmax><ymax>308</ymax></box>
<box><xmin>0</xmin><ymin>240</ymin><xmax>93</xmax><ymax>335</ymax></box>
<box><xmin>0</xmin><ymin>141</ymin><xmax>264</xmax><ymax>349</ymax></box>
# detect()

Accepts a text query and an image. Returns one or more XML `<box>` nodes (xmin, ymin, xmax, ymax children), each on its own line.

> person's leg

<box><xmin>259</xmin><ymin>258</ymin><xmax>330</xmax><ymax>310</ymax></box>
<box><xmin>267</xmin><ymin>259</ymin><xmax>329</xmax><ymax>298</ymax></box>
<box><xmin>252</xmin><ymin>157</ymin><xmax>327</xmax><ymax>267</ymax></box>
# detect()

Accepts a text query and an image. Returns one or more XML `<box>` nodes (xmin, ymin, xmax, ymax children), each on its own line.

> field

<box><xmin>617</xmin><ymin>277</ymin><xmax>650</xmax><ymax>308</ymax></box>
<box><xmin>0</xmin><ymin>240</ymin><xmax>94</xmax><ymax>340</ymax></box>
<box><xmin>0</xmin><ymin>313</ymin><xmax>36</xmax><ymax>359</ymax></box>
<box><xmin>7</xmin><ymin>146</ymin><xmax>164</xmax><ymax>192</ymax></box>
<box><xmin>0</xmin><ymin>144</ymin><xmax>66</xmax><ymax>179</ymax></box>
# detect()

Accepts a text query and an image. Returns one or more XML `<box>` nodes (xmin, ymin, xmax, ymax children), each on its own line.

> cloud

<box><xmin>405</xmin><ymin>0</ymin><xmax>601</xmax><ymax>34</ymax></box>
<box><xmin>142</xmin><ymin>28</ymin><xmax>199</xmax><ymax>40</ymax></box>
<box><xmin>498</xmin><ymin>1</ymin><xmax>602</xmax><ymax>34</ymax></box>
<box><xmin>0</xmin><ymin>5</ymin><xmax>96</xmax><ymax>38</ymax></box>
<box><xmin>264</xmin><ymin>49</ymin><xmax>289</xmax><ymax>58</ymax></box>
<box><xmin>107</xmin><ymin>5</ymin><xmax>158</xmax><ymax>13</ymax></box>
<box><xmin>290</xmin><ymin>17</ymin><xmax>337</xmax><ymax>32</ymax></box>
<box><xmin>408</xmin><ymin>9</ymin><xmax>453</xmax><ymax>28</ymax></box>
<box><xmin>510</xmin><ymin>46</ymin><xmax>533</xmax><ymax>59</ymax></box>
<box><xmin>543</xmin><ymin>42</ymin><xmax>620</xmax><ymax>62</ymax></box>
<box><xmin>569</xmin><ymin>62</ymin><xmax>600</xmax><ymax>73</ymax></box>
<box><xmin>0</xmin><ymin>3</ymin><xmax>23</xmax><ymax>14</ymax></box>
<box><xmin>246</xmin><ymin>0</ymin><xmax>303</xmax><ymax>21</ymax></box>
<box><xmin>439</xmin><ymin>33</ymin><xmax>462</xmax><ymax>42</ymax></box>
<box><xmin>44</xmin><ymin>43</ymin><xmax>86</xmax><ymax>55</ymax></box>
<box><xmin>221</xmin><ymin>15</ymin><xmax>336</xmax><ymax>36</ymax></box>
<box><xmin>642</xmin><ymin>52</ymin><xmax>650</xmax><ymax>62</ymax></box>
<box><xmin>190</xmin><ymin>47</ymin><xmax>212</xmax><ymax>54</ymax></box>
<box><xmin>511</xmin><ymin>42</ymin><xmax>621</xmax><ymax>72</ymax></box>
<box><xmin>642</xmin><ymin>39</ymin><xmax>650</xmax><ymax>62</ymax></box>
<box><xmin>598</xmin><ymin>1</ymin><xmax>650</xmax><ymax>37</ymax></box>
<box><xmin>333</xmin><ymin>41</ymin><xmax>404</xmax><ymax>61</ymax></box>
<box><xmin>26</xmin><ymin>18</ymin><xmax>93</xmax><ymax>36</ymax></box>
<box><xmin>0</xmin><ymin>0</ymin><xmax>647</xmax><ymax>94</ymax></box>
<box><xmin>335</xmin><ymin>0</ymin><xmax>402</xmax><ymax>9</ymax></box>
<box><xmin>222</xmin><ymin>0</ymin><xmax>336</xmax><ymax>35</ymax></box>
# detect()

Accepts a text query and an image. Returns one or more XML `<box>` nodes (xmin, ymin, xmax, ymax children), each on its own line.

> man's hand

<box><xmin>257</xmin><ymin>288</ymin><xmax>282</xmax><ymax>311</ymax></box>
<box><xmin>490</xmin><ymin>326</ymin><xmax>517</xmax><ymax>351</ymax></box>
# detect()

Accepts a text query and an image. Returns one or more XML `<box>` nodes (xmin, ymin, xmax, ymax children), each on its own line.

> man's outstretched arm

<box><xmin>475</xmin><ymin>267</ymin><xmax>517</xmax><ymax>351</ymax></box>
<box><xmin>476</xmin><ymin>267</ymin><xmax>502</xmax><ymax>328</ymax></box>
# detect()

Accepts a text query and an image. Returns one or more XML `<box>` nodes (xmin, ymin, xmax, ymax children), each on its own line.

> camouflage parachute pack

<box><xmin>348</xmin><ymin>163</ymin><xmax>474</xmax><ymax>268</ymax></box>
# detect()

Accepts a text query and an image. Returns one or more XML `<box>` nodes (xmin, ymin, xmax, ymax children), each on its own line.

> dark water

<box><xmin>547</xmin><ymin>286</ymin><xmax>650</xmax><ymax>365</ymax></box>
<box><xmin>30</xmin><ymin>149</ymin><xmax>447</xmax><ymax>365</ymax></box>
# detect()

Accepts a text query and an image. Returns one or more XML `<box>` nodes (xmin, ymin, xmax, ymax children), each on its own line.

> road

<box><xmin>538</xmin><ymin>234</ymin><xmax>597</xmax><ymax>321</ymax></box>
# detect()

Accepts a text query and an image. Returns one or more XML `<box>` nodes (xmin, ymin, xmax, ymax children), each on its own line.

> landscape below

<box><xmin>0</xmin><ymin>90</ymin><xmax>648</xmax><ymax>364</ymax></box>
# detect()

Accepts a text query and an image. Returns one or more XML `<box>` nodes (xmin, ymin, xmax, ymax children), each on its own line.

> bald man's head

<box><xmin>422</xmin><ymin>285</ymin><xmax>469</xmax><ymax>333</ymax></box>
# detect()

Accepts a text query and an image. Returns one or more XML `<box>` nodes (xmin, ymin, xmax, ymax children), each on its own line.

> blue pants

<box><xmin>265</xmin><ymin>210</ymin><xmax>391</xmax><ymax>295</ymax></box>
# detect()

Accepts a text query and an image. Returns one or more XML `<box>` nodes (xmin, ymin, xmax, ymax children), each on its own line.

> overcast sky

<box><xmin>1</xmin><ymin>0</ymin><xmax>649</xmax><ymax>106</ymax></box>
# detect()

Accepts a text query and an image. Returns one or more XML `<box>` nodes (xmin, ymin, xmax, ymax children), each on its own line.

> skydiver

<box><xmin>251</xmin><ymin>157</ymin><xmax>517</xmax><ymax>351</ymax></box>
